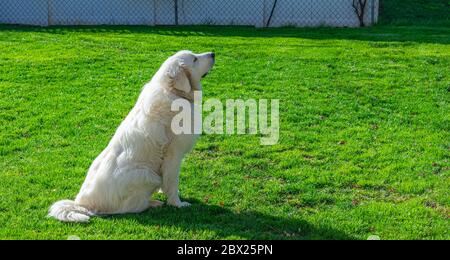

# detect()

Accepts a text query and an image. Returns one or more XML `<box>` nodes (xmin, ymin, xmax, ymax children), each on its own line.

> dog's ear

<box><xmin>166</xmin><ymin>60</ymin><xmax>192</xmax><ymax>93</ymax></box>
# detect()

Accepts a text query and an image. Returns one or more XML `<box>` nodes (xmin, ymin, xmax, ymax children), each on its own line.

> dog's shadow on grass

<box><xmin>110</xmin><ymin>199</ymin><xmax>354</xmax><ymax>240</ymax></box>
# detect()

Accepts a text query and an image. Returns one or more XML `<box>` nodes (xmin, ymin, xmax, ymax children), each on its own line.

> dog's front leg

<box><xmin>161</xmin><ymin>154</ymin><xmax>191</xmax><ymax>207</ymax></box>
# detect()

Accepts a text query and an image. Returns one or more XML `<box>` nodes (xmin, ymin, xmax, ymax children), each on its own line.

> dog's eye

<box><xmin>193</xmin><ymin>57</ymin><xmax>198</xmax><ymax>62</ymax></box>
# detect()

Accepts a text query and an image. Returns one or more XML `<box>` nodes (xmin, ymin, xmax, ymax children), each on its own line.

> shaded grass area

<box><xmin>0</xmin><ymin>24</ymin><xmax>449</xmax><ymax>239</ymax></box>
<box><xmin>380</xmin><ymin>0</ymin><xmax>449</xmax><ymax>25</ymax></box>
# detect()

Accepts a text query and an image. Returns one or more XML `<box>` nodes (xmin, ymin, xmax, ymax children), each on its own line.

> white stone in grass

<box><xmin>67</xmin><ymin>235</ymin><xmax>81</xmax><ymax>240</ymax></box>
<box><xmin>367</xmin><ymin>235</ymin><xmax>381</xmax><ymax>240</ymax></box>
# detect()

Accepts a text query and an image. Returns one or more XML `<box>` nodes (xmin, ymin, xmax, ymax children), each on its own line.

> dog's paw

<box><xmin>168</xmin><ymin>200</ymin><xmax>191</xmax><ymax>208</ymax></box>
<box><xmin>149</xmin><ymin>200</ymin><xmax>164</xmax><ymax>208</ymax></box>
<box><xmin>178</xmin><ymin>201</ymin><xmax>191</xmax><ymax>207</ymax></box>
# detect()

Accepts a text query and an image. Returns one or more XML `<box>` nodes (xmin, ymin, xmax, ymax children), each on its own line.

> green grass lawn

<box><xmin>1</xmin><ymin>20</ymin><xmax>449</xmax><ymax>239</ymax></box>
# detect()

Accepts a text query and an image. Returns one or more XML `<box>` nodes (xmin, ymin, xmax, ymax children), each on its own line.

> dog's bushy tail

<box><xmin>48</xmin><ymin>200</ymin><xmax>92</xmax><ymax>223</ymax></box>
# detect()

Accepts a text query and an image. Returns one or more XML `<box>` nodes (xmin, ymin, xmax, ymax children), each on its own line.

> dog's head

<box><xmin>163</xmin><ymin>50</ymin><xmax>215</xmax><ymax>93</ymax></box>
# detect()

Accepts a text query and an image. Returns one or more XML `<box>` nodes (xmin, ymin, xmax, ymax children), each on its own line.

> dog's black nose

<box><xmin>211</xmin><ymin>52</ymin><xmax>215</xmax><ymax>59</ymax></box>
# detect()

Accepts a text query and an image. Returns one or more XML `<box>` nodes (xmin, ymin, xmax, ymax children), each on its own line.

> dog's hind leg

<box><xmin>118</xmin><ymin>187</ymin><xmax>162</xmax><ymax>213</ymax></box>
<box><xmin>119</xmin><ymin>194</ymin><xmax>151</xmax><ymax>214</ymax></box>
<box><xmin>118</xmin><ymin>193</ymin><xmax>163</xmax><ymax>213</ymax></box>
<box><xmin>114</xmin><ymin>166</ymin><xmax>163</xmax><ymax>214</ymax></box>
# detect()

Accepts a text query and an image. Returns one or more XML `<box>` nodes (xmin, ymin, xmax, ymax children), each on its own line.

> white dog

<box><xmin>49</xmin><ymin>51</ymin><xmax>215</xmax><ymax>223</ymax></box>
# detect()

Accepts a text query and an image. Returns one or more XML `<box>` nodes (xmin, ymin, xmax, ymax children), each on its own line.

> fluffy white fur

<box><xmin>49</xmin><ymin>51</ymin><xmax>215</xmax><ymax>223</ymax></box>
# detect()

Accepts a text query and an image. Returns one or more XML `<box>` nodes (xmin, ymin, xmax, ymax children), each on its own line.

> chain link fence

<box><xmin>0</xmin><ymin>0</ymin><xmax>378</xmax><ymax>27</ymax></box>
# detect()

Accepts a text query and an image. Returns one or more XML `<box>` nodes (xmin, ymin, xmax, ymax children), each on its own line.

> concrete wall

<box><xmin>0</xmin><ymin>0</ymin><xmax>379</xmax><ymax>27</ymax></box>
<box><xmin>0</xmin><ymin>0</ymin><xmax>49</xmax><ymax>26</ymax></box>
<box><xmin>178</xmin><ymin>0</ymin><xmax>265</xmax><ymax>27</ymax></box>
<box><xmin>49</xmin><ymin>0</ymin><xmax>155</xmax><ymax>25</ymax></box>
<box><xmin>264</xmin><ymin>0</ymin><xmax>379</xmax><ymax>27</ymax></box>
